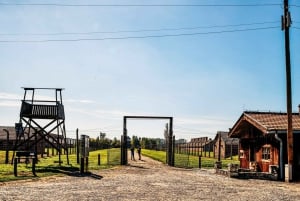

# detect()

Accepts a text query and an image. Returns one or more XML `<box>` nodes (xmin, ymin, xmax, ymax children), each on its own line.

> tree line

<box><xmin>89</xmin><ymin>133</ymin><xmax>166</xmax><ymax>151</ymax></box>
<box><xmin>131</xmin><ymin>136</ymin><xmax>166</xmax><ymax>150</ymax></box>
<box><xmin>89</xmin><ymin>132</ymin><xmax>121</xmax><ymax>150</ymax></box>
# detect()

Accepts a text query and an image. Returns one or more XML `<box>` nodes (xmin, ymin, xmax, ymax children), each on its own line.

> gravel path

<box><xmin>1</xmin><ymin>155</ymin><xmax>300</xmax><ymax>201</ymax></box>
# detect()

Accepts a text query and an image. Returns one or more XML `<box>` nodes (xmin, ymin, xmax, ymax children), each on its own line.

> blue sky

<box><xmin>0</xmin><ymin>0</ymin><xmax>300</xmax><ymax>140</ymax></box>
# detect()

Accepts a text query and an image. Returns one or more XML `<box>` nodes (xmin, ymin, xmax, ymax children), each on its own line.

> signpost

<box><xmin>80</xmin><ymin>135</ymin><xmax>89</xmax><ymax>174</ymax></box>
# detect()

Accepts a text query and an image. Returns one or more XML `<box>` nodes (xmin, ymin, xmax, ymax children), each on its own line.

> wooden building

<box><xmin>213</xmin><ymin>131</ymin><xmax>239</xmax><ymax>159</ymax></box>
<box><xmin>0</xmin><ymin>126</ymin><xmax>16</xmax><ymax>151</ymax></box>
<box><xmin>189</xmin><ymin>137</ymin><xmax>214</xmax><ymax>156</ymax></box>
<box><xmin>0</xmin><ymin>126</ymin><xmax>74</xmax><ymax>154</ymax></box>
<box><xmin>175</xmin><ymin>137</ymin><xmax>214</xmax><ymax>157</ymax></box>
<box><xmin>228</xmin><ymin>110</ymin><xmax>300</xmax><ymax>181</ymax></box>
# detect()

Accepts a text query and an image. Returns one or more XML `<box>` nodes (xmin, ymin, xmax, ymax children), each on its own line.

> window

<box><xmin>239</xmin><ymin>150</ymin><xmax>245</xmax><ymax>159</ymax></box>
<box><xmin>262</xmin><ymin>146</ymin><xmax>271</xmax><ymax>160</ymax></box>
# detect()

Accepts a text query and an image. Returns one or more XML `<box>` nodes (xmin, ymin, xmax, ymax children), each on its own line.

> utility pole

<box><xmin>282</xmin><ymin>0</ymin><xmax>293</xmax><ymax>182</ymax></box>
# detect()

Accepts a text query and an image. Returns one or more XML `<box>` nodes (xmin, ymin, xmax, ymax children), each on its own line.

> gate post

<box><xmin>14</xmin><ymin>157</ymin><xmax>18</xmax><ymax>177</ymax></box>
<box><xmin>168</xmin><ymin>133</ymin><xmax>172</xmax><ymax>166</ymax></box>
<box><xmin>3</xmin><ymin>129</ymin><xmax>9</xmax><ymax>164</ymax></box>
<box><xmin>172</xmin><ymin>135</ymin><xmax>175</xmax><ymax>166</ymax></box>
<box><xmin>76</xmin><ymin>129</ymin><xmax>79</xmax><ymax>164</ymax></box>
<box><xmin>121</xmin><ymin>117</ymin><xmax>128</xmax><ymax>165</ymax></box>
<box><xmin>164</xmin><ymin>123</ymin><xmax>169</xmax><ymax>164</ymax></box>
<box><xmin>121</xmin><ymin>135</ymin><xmax>126</xmax><ymax>165</ymax></box>
<box><xmin>98</xmin><ymin>154</ymin><xmax>101</xmax><ymax>166</ymax></box>
<box><xmin>80</xmin><ymin>157</ymin><xmax>84</xmax><ymax>174</ymax></box>
<box><xmin>32</xmin><ymin>158</ymin><xmax>36</xmax><ymax>176</ymax></box>
<box><xmin>199</xmin><ymin>156</ymin><xmax>202</xmax><ymax>169</ymax></box>
<box><xmin>168</xmin><ymin>117</ymin><xmax>174</xmax><ymax>167</ymax></box>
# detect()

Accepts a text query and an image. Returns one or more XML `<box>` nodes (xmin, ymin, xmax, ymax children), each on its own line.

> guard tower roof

<box><xmin>22</xmin><ymin>87</ymin><xmax>64</xmax><ymax>90</ymax></box>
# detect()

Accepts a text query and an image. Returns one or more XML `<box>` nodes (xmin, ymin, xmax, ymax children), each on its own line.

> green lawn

<box><xmin>141</xmin><ymin>149</ymin><xmax>239</xmax><ymax>169</ymax></box>
<box><xmin>0</xmin><ymin>149</ymin><xmax>119</xmax><ymax>182</ymax></box>
<box><xmin>141</xmin><ymin>149</ymin><xmax>167</xmax><ymax>163</ymax></box>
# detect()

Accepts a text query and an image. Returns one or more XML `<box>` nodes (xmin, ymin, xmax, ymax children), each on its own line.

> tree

<box><xmin>112</xmin><ymin>137</ymin><xmax>121</xmax><ymax>148</ymax></box>
<box><xmin>89</xmin><ymin>135</ymin><xmax>120</xmax><ymax>150</ymax></box>
<box><xmin>100</xmin><ymin>132</ymin><xmax>106</xmax><ymax>140</ymax></box>
<box><xmin>131</xmin><ymin>135</ymin><xmax>141</xmax><ymax>148</ymax></box>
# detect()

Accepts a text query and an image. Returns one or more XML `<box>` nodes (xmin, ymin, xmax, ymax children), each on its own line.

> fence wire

<box><xmin>174</xmin><ymin>153</ymin><xmax>190</xmax><ymax>168</ymax></box>
<box><xmin>107</xmin><ymin>148</ymin><xmax>121</xmax><ymax>165</ymax></box>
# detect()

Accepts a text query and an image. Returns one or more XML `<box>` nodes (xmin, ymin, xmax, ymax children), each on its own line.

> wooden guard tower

<box><xmin>13</xmin><ymin>87</ymin><xmax>69</xmax><ymax>164</ymax></box>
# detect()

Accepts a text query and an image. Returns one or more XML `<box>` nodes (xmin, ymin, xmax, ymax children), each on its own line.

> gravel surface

<box><xmin>1</xmin><ymin>155</ymin><xmax>300</xmax><ymax>201</ymax></box>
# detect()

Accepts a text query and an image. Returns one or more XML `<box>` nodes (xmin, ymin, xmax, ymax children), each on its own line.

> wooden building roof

<box><xmin>229</xmin><ymin>111</ymin><xmax>300</xmax><ymax>138</ymax></box>
<box><xmin>0</xmin><ymin>126</ymin><xmax>68</xmax><ymax>141</ymax></box>
<box><xmin>0</xmin><ymin>126</ymin><xmax>21</xmax><ymax>140</ymax></box>
<box><xmin>213</xmin><ymin>131</ymin><xmax>239</xmax><ymax>145</ymax></box>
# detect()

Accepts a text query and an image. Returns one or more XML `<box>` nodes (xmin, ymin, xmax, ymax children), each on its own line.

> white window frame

<box><xmin>262</xmin><ymin>145</ymin><xmax>271</xmax><ymax>161</ymax></box>
<box><xmin>239</xmin><ymin>150</ymin><xmax>245</xmax><ymax>159</ymax></box>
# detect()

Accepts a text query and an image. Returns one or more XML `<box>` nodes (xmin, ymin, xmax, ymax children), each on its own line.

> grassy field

<box><xmin>141</xmin><ymin>149</ymin><xmax>239</xmax><ymax>168</ymax></box>
<box><xmin>0</xmin><ymin>149</ymin><xmax>119</xmax><ymax>182</ymax></box>
<box><xmin>0</xmin><ymin>148</ymin><xmax>239</xmax><ymax>182</ymax></box>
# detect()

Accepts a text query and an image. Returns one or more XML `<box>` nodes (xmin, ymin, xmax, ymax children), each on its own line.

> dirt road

<box><xmin>1</xmin><ymin>155</ymin><xmax>300</xmax><ymax>200</ymax></box>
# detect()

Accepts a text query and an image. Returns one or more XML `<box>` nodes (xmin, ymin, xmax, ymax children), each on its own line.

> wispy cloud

<box><xmin>0</xmin><ymin>92</ymin><xmax>96</xmax><ymax>104</ymax></box>
<box><xmin>173</xmin><ymin>116</ymin><xmax>234</xmax><ymax>139</ymax></box>
<box><xmin>0</xmin><ymin>100</ymin><xmax>20</xmax><ymax>107</ymax></box>
<box><xmin>0</xmin><ymin>92</ymin><xmax>20</xmax><ymax>101</ymax></box>
<box><xmin>176</xmin><ymin>116</ymin><xmax>232</xmax><ymax>126</ymax></box>
<box><xmin>65</xmin><ymin>99</ymin><xmax>95</xmax><ymax>104</ymax></box>
<box><xmin>0</xmin><ymin>92</ymin><xmax>21</xmax><ymax>107</ymax></box>
<box><xmin>66</xmin><ymin>106</ymin><xmax>134</xmax><ymax>120</ymax></box>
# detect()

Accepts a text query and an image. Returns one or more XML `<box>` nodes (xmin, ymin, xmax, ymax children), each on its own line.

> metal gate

<box><xmin>121</xmin><ymin>116</ymin><xmax>174</xmax><ymax>166</ymax></box>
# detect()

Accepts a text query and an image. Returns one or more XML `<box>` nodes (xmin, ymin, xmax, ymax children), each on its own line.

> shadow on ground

<box><xmin>35</xmin><ymin>166</ymin><xmax>103</xmax><ymax>180</ymax></box>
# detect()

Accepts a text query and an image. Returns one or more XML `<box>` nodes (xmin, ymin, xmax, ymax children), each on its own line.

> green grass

<box><xmin>0</xmin><ymin>148</ymin><xmax>239</xmax><ymax>182</ymax></box>
<box><xmin>0</xmin><ymin>149</ymin><xmax>120</xmax><ymax>182</ymax></box>
<box><xmin>141</xmin><ymin>149</ymin><xmax>167</xmax><ymax>163</ymax></box>
<box><xmin>141</xmin><ymin>149</ymin><xmax>239</xmax><ymax>169</ymax></box>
